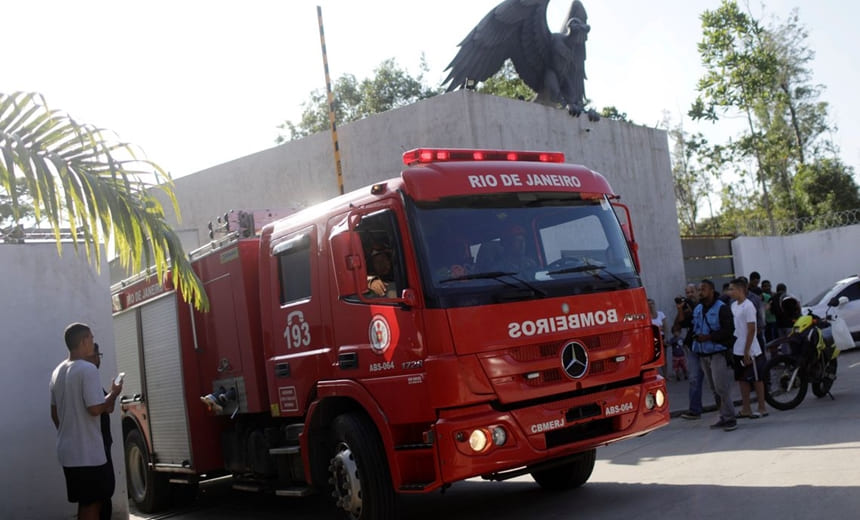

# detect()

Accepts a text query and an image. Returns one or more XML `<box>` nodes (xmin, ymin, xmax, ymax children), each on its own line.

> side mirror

<box><xmin>330</xmin><ymin>230</ymin><xmax>366</xmax><ymax>297</ymax></box>
<box><xmin>400</xmin><ymin>288</ymin><xmax>418</xmax><ymax>307</ymax></box>
<box><xmin>613</xmin><ymin>203</ymin><xmax>640</xmax><ymax>272</ymax></box>
<box><xmin>838</xmin><ymin>296</ymin><xmax>849</xmax><ymax>307</ymax></box>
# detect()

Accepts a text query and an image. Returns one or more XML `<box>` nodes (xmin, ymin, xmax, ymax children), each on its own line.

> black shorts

<box><xmin>733</xmin><ymin>353</ymin><xmax>767</xmax><ymax>382</ymax></box>
<box><xmin>63</xmin><ymin>460</ymin><xmax>114</xmax><ymax>505</ymax></box>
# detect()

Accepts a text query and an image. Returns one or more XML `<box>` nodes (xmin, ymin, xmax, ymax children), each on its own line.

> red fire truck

<box><xmin>111</xmin><ymin>148</ymin><xmax>669</xmax><ymax>518</ymax></box>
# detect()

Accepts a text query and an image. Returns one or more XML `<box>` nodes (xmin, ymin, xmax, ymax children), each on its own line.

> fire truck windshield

<box><xmin>407</xmin><ymin>192</ymin><xmax>642</xmax><ymax>308</ymax></box>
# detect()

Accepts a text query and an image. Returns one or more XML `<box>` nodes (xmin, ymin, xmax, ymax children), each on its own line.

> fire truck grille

<box><xmin>589</xmin><ymin>360</ymin><xmax>606</xmax><ymax>375</ymax></box>
<box><xmin>508</xmin><ymin>332</ymin><xmax>624</xmax><ymax>362</ymax></box>
<box><xmin>524</xmin><ymin>369</ymin><xmax>562</xmax><ymax>386</ymax></box>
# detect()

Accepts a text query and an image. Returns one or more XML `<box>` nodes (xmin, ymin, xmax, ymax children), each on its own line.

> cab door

<box><xmin>266</xmin><ymin>226</ymin><xmax>324</xmax><ymax>417</ymax></box>
<box><xmin>327</xmin><ymin>204</ymin><xmax>431</xmax><ymax>423</ymax></box>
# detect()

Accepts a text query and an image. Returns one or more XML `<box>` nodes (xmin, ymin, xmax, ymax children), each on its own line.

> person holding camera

<box><xmin>674</xmin><ymin>284</ymin><xmax>705</xmax><ymax>420</ymax></box>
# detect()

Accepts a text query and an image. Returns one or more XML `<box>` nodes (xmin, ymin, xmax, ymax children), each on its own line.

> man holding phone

<box><xmin>50</xmin><ymin>323</ymin><xmax>123</xmax><ymax>520</ymax></box>
<box><xmin>730</xmin><ymin>278</ymin><xmax>769</xmax><ymax>419</ymax></box>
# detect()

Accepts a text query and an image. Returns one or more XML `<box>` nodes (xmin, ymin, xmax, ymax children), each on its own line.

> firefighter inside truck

<box><xmin>358</xmin><ymin>211</ymin><xmax>404</xmax><ymax>299</ymax></box>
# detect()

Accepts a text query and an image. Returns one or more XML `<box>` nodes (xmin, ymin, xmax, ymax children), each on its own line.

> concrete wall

<box><xmin>0</xmin><ymin>243</ymin><xmax>128</xmax><ymax>519</ymax></box>
<box><xmin>732</xmin><ymin>224</ymin><xmax>860</xmax><ymax>303</ymax></box>
<box><xmin>153</xmin><ymin>90</ymin><xmax>684</xmax><ymax>322</ymax></box>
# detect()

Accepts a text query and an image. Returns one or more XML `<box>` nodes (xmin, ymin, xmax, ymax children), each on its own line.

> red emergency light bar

<box><xmin>402</xmin><ymin>148</ymin><xmax>565</xmax><ymax>166</ymax></box>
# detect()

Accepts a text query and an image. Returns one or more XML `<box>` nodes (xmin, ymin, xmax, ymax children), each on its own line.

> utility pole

<box><xmin>317</xmin><ymin>5</ymin><xmax>344</xmax><ymax>195</ymax></box>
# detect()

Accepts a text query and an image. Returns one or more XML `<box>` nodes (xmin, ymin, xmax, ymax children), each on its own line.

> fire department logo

<box><xmin>560</xmin><ymin>341</ymin><xmax>589</xmax><ymax>379</ymax></box>
<box><xmin>369</xmin><ymin>315</ymin><xmax>391</xmax><ymax>354</ymax></box>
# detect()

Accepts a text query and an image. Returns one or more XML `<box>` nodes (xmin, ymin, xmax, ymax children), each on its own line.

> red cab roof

<box><xmin>400</xmin><ymin>160</ymin><xmax>616</xmax><ymax>201</ymax></box>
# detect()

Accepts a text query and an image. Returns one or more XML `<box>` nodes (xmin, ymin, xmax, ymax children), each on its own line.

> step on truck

<box><xmin>111</xmin><ymin>148</ymin><xmax>669</xmax><ymax>518</ymax></box>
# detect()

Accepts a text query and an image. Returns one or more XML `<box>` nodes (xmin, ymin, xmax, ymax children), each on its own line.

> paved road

<box><xmin>132</xmin><ymin>348</ymin><xmax>860</xmax><ymax>519</ymax></box>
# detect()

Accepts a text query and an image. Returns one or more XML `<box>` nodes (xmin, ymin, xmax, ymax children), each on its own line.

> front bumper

<box><xmin>433</xmin><ymin>373</ymin><xmax>668</xmax><ymax>484</ymax></box>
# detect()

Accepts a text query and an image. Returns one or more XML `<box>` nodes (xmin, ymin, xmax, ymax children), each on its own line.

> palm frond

<box><xmin>0</xmin><ymin>91</ymin><xmax>208</xmax><ymax>310</ymax></box>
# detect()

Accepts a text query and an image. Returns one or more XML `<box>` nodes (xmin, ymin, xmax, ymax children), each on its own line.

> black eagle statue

<box><xmin>443</xmin><ymin>0</ymin><xmax>598</xmax><ymax>120</ymax></box>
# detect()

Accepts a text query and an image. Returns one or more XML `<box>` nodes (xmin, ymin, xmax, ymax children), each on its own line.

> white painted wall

<box><xmin>732</xmin><ymin>224</ymin><xmax>860</xmax><ymax>303</ymax></box>
<box><xmin>151</xmin><ymin>90</ymin><xmax>685</xmax><ymax>319</ymax></box>
<box><xmin>0</xmin><ymin>243</ymin><xmax>128</xmax><ymax>519</ymax></box>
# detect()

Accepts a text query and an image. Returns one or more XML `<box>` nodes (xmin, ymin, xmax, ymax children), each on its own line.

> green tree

<box><xmin>690</xmin><ymin>1</ymin><xmax>859</xmax><ymax>233</ymax></box>
<box><xmin>663</xmin><ymin>117</ymin><xmax>711</xmax><ymax>235</ymax></box>
<box><xmin>0</xmin><ymin>183</ymin><xmax>33</xmax><ymax>228</ymax></box>
<box><xmin>477</xmin><ymin>60</ymin><xmax>536</xmax><ymax>100</ymax></box>
<box><xmin>0</xmin><ymin>92</ymin><xmax>208</xmax><ymax>309</ymax></box>
<box><xmin>598</xmin><ymin>106</ymin><xmax>631</xmax><ymax>123</ymax></box>
<box><xmin>690</xmin><ymin>0</ymin><xmax>780</xmax><ymax>230</ymax></box>
<box><xmin>277</xmin><ymin>58</ymin><xmax>440</xmax><ymax>142</ymax></box>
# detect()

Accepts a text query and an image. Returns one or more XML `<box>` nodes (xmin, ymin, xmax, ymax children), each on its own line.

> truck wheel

<box><xmin>328</xmin><ymin>413</ymin><xmax>397</xmax><ymax>520</ymax></box>
<box><xmin>125</xmin><ymin>429</ymin><xmax>169</xmax><ymax>513</ymax></box>
<box><xmin>530</xmin><ymin>449</ymin><xmax>596</xmax><ymax>491</ymax></box>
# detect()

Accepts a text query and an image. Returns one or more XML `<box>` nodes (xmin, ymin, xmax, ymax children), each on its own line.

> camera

<box><xmin>674</xmin><ymin>296</ymin><xmax>685</xmax><ymax>305</ymax></box>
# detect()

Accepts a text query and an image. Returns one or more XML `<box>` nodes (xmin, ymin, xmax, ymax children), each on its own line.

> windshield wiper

<box><xmin>548</xmin><ymin>262</ymin><xmax>630</xmax><ymax>289</ymax></box>
<box><xmin>440</xmin><ymin>271</ymin><xmax>547</xmax><ymax>298</ymax></box>
<box><xmin>439</xmin><ymin>271</ymin><xmax>518</xmax><ymax>283</ymax></box>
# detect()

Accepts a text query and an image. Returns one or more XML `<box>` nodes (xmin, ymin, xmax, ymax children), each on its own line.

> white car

<box><xmin>803</xmin><ymin>275</ymin><xmax>860</xmax><ymax>349</ymax></box>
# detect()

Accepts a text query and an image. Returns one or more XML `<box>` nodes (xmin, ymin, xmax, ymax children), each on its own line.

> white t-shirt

<box><xmin>731</xmin><ymin>299</ymin><xmax>762</xmax><ymax>356</ymax></box>
<box><xmin>50</xmin><ymin>359</ymin><xmax>107</xmax><ymax>467</ymax></box>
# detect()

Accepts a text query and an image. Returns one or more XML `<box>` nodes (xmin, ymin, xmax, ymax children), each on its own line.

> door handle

<box><xmin>338</xmin><ymin>352</ymin><xmax>358</xmax><ymax>370</ymax></box>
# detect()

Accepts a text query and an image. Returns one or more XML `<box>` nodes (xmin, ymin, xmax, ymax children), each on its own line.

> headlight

<box><xmin>655</xmin><ymin>389</ymin><xmax>666</xmax><ymax>408</ymax></box>
<box><xmin>491</xmin><ymin>426</ymin><xmax>507</xmax><ymax>447</ymax></box>
<box><xmin>645</xmin><ymin>392</ymin><xmax>656</xmax><ymax>410</ymax></box>
<box><xmin>468</xmin><ymin>429</ymin><xmax>490</xmax><ymax>452</ymax></box>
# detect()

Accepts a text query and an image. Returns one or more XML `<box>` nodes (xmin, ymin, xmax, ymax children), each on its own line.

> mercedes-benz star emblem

<box><xmin>560</xmin><ymin>341</ymin><xmax>589</xmax><ymax>379</ymax></box>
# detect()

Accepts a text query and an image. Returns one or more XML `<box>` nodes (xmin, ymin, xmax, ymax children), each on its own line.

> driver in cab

<box><xmin>500</xmin><ymin>225</ymin><xmax>537</xmax><ymax>272</ymax></box>
<box><xmin>367</xmin><ymin>247</ymin><xmax>397</xmax><ymax>298</ymax></box>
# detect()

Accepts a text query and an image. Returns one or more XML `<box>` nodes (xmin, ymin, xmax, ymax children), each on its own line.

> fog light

<box><xmin>468</xmin><ymin>429</ymin><xmax>490</xmax><ymax>452</ymax></box>
<box><xmin>491</xmin><ymin>426</ymin><xmax>507</xmax><ymax>446</ymax></box>
<box><xmin>655</xmin><ymin>389</ymin><xmax>666</xmax><ymax>408</ymax></box>
<box><xmin>645</xmin><ymin>392</ymin><xmax>656</xmax><ymax>410</ymax></box>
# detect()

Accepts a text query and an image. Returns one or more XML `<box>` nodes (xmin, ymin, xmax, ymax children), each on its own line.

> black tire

<box><xmin>765</xmin><ymin>355</ymin><xmax>808</xmax><ymax>410</ymax></box>
<box><xmin>812</xmin><ymin>358</ymin><xmax>838</xmax><ymax>397</ymax></box>
<box><xmin>328</xmin><ymin>413</ymin><xmax>397</xmax><ymax>520</ymax></box>
<box><xmin>125</xmin><ymin>429</ymin><xmax>170</xmax><ymax>513</ymax></box>
<box><xmin>530</xmin><ymin>449</ymin><xmax>596</xmax><ymax>491</ymax></box>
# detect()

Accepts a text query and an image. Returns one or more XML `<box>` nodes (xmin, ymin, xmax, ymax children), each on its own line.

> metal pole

<box><xmin>317</xmin><ymin>5</ymin><xmax>344</xmax><ymax>195</ymax></box>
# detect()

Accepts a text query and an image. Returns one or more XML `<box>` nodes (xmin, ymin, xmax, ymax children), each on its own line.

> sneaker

<box><xmin>710</xmin><ymin>418</ymin><xmax>738</xmax><ymax>431</ymax></box>
<box><xmin>680</xmin><ymin>412</ymin><xmax>701</xmax><ymax>420</ymax></box>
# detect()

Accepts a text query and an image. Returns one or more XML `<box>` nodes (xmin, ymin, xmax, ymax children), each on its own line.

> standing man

<box><xmin>691</xmin><ymin>280</ymin><xmax>737</xmax><ymax>431</ymax></box>
<box><xmin>748</xmin><ymin>271</ymin><xmax>763</xmax><ymax>296</ymax></box>
<box><xmin>761</xmin><ymin>280</ymin><xmax>778</xmax><ymax>343</ymax></box>
<box><xmin>50</xmin><ymin>323</ymin><xmax>122</xmax><ymax>520</ymax></box>
<box><xmin>730</xmin><ymin>278</ymin><xmax>769</xmax><ymax>418</ymax></box>
<box><xmin>746</xmin><ymin>277</ymin><xmax>767</xmax><ymax>355</ymax></box>
<box><xmin>86</xmin><ymin>343</ymin><xmax>114</xmax><ymax>520</ymax></box>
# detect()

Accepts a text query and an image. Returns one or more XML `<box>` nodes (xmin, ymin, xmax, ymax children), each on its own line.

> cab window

<box><xmin>355</xmin><ymin>210</ymin><xmax>406</xmax><ymax>301</ymax></box>
<box><xmin>275</xmin><ymin>233</ymin><xmax>311</xmax><ymax>304</ymax></box>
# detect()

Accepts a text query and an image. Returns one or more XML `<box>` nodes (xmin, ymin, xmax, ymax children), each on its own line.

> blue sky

<box><xmin>6</xmin><ymin>1</ymin><xmax>858</xmax><ymax>183</ymax></box>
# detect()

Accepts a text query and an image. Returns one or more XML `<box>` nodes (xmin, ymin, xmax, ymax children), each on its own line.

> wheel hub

<box><xmin>128</xmin><ymin>444</ymin><xmax>147</xmax><ymax>502</ymax></box>
<box><xmin>329</xmin><ymin>443</ymin><xmax>362</xmax><ymax>517</ymax></box>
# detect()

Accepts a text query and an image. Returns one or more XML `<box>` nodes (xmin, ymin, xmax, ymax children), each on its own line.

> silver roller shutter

<box><xmin>113</xmin><ymin>309</ymin><xmax>143</xmax><ymax>399</ymax></box>
<box><xmin>140</xmin><ymin>294</ymin><xmax>192</xmax><ymax>466</ymax></box>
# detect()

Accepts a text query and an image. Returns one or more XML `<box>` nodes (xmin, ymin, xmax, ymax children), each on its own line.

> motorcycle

<box><xmin>764</xmin><ymin>296</ymin><xmax>852</xmax><ymax>411</ymax></box>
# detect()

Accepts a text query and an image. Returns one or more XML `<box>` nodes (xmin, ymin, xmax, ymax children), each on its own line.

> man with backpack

<box><xmin>691</xmin><ymin>280</ymin><xmax>737</xmax><ymax>431</ymax></box>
